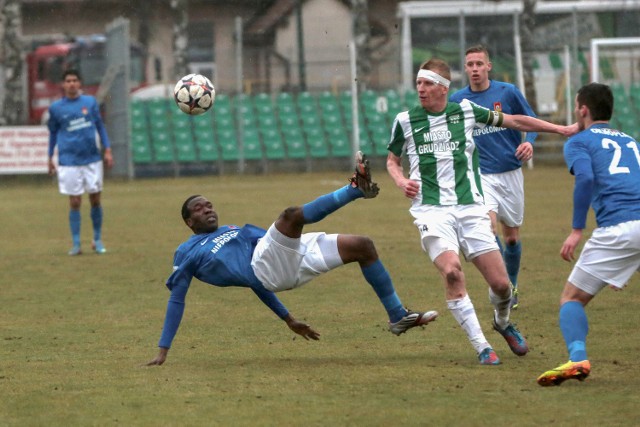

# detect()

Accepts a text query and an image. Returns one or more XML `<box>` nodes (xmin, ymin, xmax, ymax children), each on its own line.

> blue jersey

<box><xmin>47</xmin><ymin>95</ymin><xmax>110</xmax><ymax>166</ymax></box>
<box><xmin>158</xmin><ymin>224</ymin><xmax>289</xmax><ymax>349</ymax></box>
<box><xmin>564</xmin><ymin>123</ymin><xmax>640</xmax><ymax>228</ymax></box>
<box><xmin>449</xmin><ymin>80</ymin><xmax>537</xmax><ymax>173</ymax></box>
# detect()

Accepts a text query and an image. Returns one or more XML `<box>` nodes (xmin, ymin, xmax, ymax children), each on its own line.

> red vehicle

<box><xmin>26</xmin><ymin>35</ymin><xmax>146</xmax><ymax>124</ymax></box>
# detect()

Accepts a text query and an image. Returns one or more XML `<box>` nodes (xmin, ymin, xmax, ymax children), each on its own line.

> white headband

<box><xmin>417</xmin><ymin>69</ymin><xmax>450</xmax><ymax>88</ymax></box>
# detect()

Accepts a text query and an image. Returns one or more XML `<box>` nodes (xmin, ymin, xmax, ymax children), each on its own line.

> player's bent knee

<box><xmin>280</xmin><ymin>206</ymin><xmax>304</xmax><ymax>223</ymax></box>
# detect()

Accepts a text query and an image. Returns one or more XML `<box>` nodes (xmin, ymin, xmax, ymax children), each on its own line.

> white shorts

<box><xmin>482</xmin><ymin>168</ymin><xmax>524</xmax><ymax>228</ymax></box>
<box><xmin>569</xmin><ymin>220</ymin><xmax>640</xmax><ymax>294</ymax></box>
<box><xmin>57</xmin><ymin>161</ymin><xmax>104</xmax><ymax>196</ymax></box>
<box><xmin>251</xmin><ymin>224</ymin><xmax>342</xmax><ymax>292</ymax></box>
<box><xmin>410</xmin><ymin>203</ymin><xmax>498</xmax><ymax>261</ymax></box>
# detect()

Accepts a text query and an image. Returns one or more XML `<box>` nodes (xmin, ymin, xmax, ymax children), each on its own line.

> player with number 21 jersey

<box><xmin>564</xmin><ymin>124</ymin><xmax>640</xmax><ymax>228</ymax></box>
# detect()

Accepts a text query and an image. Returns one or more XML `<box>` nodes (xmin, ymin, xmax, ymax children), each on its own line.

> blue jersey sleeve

<box><xmin>91</xmin><ymin>99</ymin><xmax>111</xmax><ymax>149</ymax></box>
<box><xmin>47</xmin><ymin>105</ymin><xmax>60</xmax><ymax>158</ymax></box>
<box><xmin>571</xmin><ymin>158</ymin><xmax>594</xmax><ymax>229</ymax></box>
<box><xmin>158</xmin><ymin>249</ymin><xmax>195</xmax><ymax>349</ymax></box>
<box><xmin>251</xmin><ymin>286</ymin><xmax>289</xmax><ymax>319</ymax></box>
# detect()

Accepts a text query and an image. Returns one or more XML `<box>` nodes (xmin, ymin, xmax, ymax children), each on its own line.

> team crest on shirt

<box><xmin>493</xmin><ymin>102</ymin><xmax>502</xmax><ymax>112</ymax></box>
<box><xmin>448</xmin><ymin>114</ymin><xmax>461</xmax><ymax>124</ymax></box>
<box><xmin>82</xmin><ymin>107</ymin><xmax>88</xmax><ymax>115</ymax></box>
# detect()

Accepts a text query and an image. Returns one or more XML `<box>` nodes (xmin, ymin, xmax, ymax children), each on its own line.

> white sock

<box><xmin>489</xmin><ymin>287</ymin><xmax>512</xmax><ymax>330</ymax></box>
<box><xmin>447</xmin><ymin>294</ymin><xmax>490</xmax><ymax>354</ymax></box>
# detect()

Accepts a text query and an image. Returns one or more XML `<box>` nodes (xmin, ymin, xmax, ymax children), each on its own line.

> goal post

<box><xmin>590</xmin><ymin>37</ymin><xmax>640</xmax><ymax>84</ymax></box>
<box><xmin>590</xmin><ymin>37</ymin><xmax>640</xmax><ymax>136</ymax></box>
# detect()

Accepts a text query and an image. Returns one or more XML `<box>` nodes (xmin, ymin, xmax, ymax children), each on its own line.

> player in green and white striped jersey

<box><xmin>387</xmin><ymin>58</ymin><xmax>577</xmax><ymax>365</ymax></box>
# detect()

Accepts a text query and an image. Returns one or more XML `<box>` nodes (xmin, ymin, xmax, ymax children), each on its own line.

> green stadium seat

<box><xmin>297</xmin><ymin>91</ymin><xmax>316</xmax><ymax>107</ymax></box>
<box><xmin>217</xmin><ymin>128</ymin><xmax>239</xmax><ymax>161</ymax></box>
<box><xmin>298</xmin><ymin>103</ymin><xmax>317</xmax><ymax>118</ymax></box>
<box><xmin>384</xmin><ymin>89</ymin><xmax>403</xmax><ymax>117</ymax></box>
<box><xmin>213</xmin><ymin>93</ymin><xmax>232</xmax><ymax>116</ymax></box>
<box><xmin>611</xmin><ymin>83</ymin><xmax>629</xmax><ymax>105</ymax></box>
<box><xmin>130</xmin><ymin>100</ymin><xmax>147</xmax><ymax>130</ymax></box>
<box><xmin>258</xmin><ymin>113</ymin><xmax>278</xmax><ymax>131</ymax></box>
<box><xmin>360</xmin><ymin>89</ymin><xmax>378</xmax><ymax>114</ymax></box>
<box><xmin>631</xmin><ymin>82</ymin><xmax>640</xmax><ymax>110</ymax></box>
<box><xmin>279</xmin><ymin>112</ymin><xmax>300</xmax><ymax>130</ymax></box>
<box><xmin>197</xmin><ymin>141</ymin><xmax>219</xmax><ymax>162</ymax></box>
<box><xmin>214</xmin><ymin>114</ymin><xmax>234</xmax><ymax>132</ymax></box>
<box><xmin>147</xmin><ymin>98</ymin><xmax>171</xmax><ymax>118</ymax></box>
<box><xmin>276</xmin><ymin>92</ymin><xmax>296</xmax><ymax>117</ymax></box>
<box><xmin>305</xmin><ymin>126</ymin><xmax>329</xmax><ymax>158</ymax></box>
<box><xmin>340</xmin><ymin>90</ymin><xmax>354</xmax><ymax>110</ymax></box>
<box><xmin>326</xmin><ymin>127</ymin><xmax>351</xmax><ymax>158</ymax></box>
<box><xmin>277</xmin><ymin>101</ymin><xmax>296</xmax><ymax>116</ymax></box>
<box><xmin>219</xmin><ymin>142</ymin><xmax>239</xmax><ymax>161</ymax></box>
<box><xmin>282</xmin><ymin>127</ymin><xmax>307</xmax><ymax>159</ymax></box>
<box><xmin>368</xmin><ymin>124</ymin><xmax>391</xmax><ymax>156</ymax></box>
<box><xmin>301</xmin><ymin>114</ymin><xmax>320</xmax><ymax>128</ymax></box>
<box><xmin>365</xmin><ymin>110</ymin><xmax>387</xmax><ymax>127</ymax></box>
<box><xmin>260</xmin><ymin>128</ymin><xmax>286</xmax><ymax>160</ymax></box>
<box><xmin>236</xmin><ymin>102</ymin><xmax>256</xmax><ymax>118</ymax></box>
<box><xmin>255</xmin><ymin>103</ymin><xmax>275</xmax><ymax>115</ymax></box>
<box><xmin>131</xmin><ymin>130</ymin><xmax>152</xmax><ymax>164</ymax></box>
<box><xmin>130</xmin><ymin>116</ymin><xmax>147</xmax><ymax>132</ymax></box>
<box><xmin>171</xmin><ymin>115</ymin><xmax>191</xmax><ymax>135</ymax></box>
<box><xmin>151</xmin><ymin>132</ymin><xmax>175</xmax><ymax>163</ymax></box>
<box><xmin>403</xmin><ymin>89</ymin><xmax>417</xmax><ymax>108</ymax></box>
<box><xmin>175</xmin><ymin>132</ymin><xmax>197</xmax><ymax>162</ymax></box>
<box><xmin>319</xmin><ymin>101</ymin><xmax>340</xmax><ymax>118</ymax></box>
<box><xmin>239</xmin><ymin>128</ymin><xmax>263</xmax><ymax>160</ymax></box>
<box><xmin>318</xmin><ymin>91</ymin><xmax>341</xmax><ymax>117</ymax></box>
<box><xmin>277</xmin><ymin>92</ymin><xmax>294</xmax><ymax>105</ymax></box>
<box><xmin>254</xmin><ymin>92</ymin><xmax>272</xmax><ymax>109</ymax></box>
<box><xmin>191</xmin><ymin>113</ymin><xmax>214</xmax><ymax>132</ymax></box>
<box><xmin>194</xmin><ymin>128</ymin><xmax>218</xmax><ymax>162</ymax></box>
<box><xmin>322</xmin><ymin>113</ymin><xmax>344</xmax><ymax>132</ymax></box>
<box><xmin>239</xmin><ymin>115</ymin><xmax>258</xmax><ymax>129</ymax></box>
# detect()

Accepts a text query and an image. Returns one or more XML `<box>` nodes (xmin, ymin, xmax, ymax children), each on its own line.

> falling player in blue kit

<box><xmin>450</xmin><ymin>45</ymin><xmax>538</xmax><ymax>309</ymax></box>
<box><xmin>537</xmin><ymin>83</ymin><xmax>640</xmax><ymax>385</ymax></box>
<box><xmin>147</xmin><ymin>152</ymin><xmax>439</xmax><ymax>366</ymax></box>
<box><xmin>48</xmin><ymin>69</ymin><xmax>113</xmax><ymax>255</ymax></box>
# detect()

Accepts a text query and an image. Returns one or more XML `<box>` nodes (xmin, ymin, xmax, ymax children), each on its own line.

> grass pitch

<box><xmin>2</xmin><ymin>165</ymin><xmax>639</xmax><ymax>426</ymax></box>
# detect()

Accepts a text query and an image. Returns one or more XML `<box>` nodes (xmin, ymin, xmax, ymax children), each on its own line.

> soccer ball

<box><xmin>173</xmin><ymin>73</ymin><xmax>215</xmax><ymax>115</ymax></box>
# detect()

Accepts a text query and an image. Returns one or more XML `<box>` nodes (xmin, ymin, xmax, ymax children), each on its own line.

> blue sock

<box><xmin>302</xmin><ymin>185</ymin><xmax>362</xmax><ymax>224</ymax></box>
<box><xmin>495</xmin><ymin>235</ymin><xmax>504</xmax><ymax>257</ymax></box>
<box><xmin>559</xmin><ymin>301</ymin><xmax>589</xmax><ymax>362</ymax></box>
<box><xmin>90</xmin><ymin>205</ymin><xmax>103</xmax><ymax>242</ymax></box>
<box><xmin>504</xmin><ymin>240</ymin><xmax>522</xmax><ymax>286</ymax></box>
<box><xmin>361</xmin><ymin>260</ymin><xmax>405</xmax><ymax>323</ymax></box>
<box><xmin>69</xmin><ymin>209</ymin><xmax>81</xmax><ymax>246</ymax></box>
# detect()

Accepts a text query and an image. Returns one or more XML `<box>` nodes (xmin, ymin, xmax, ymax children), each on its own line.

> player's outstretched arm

<box><xmin>284</xmin><ymin>314</ymin><xmax>320</xmax><ymax>340</ymax></box>
<box><xmin>146</xmin><ymin>347</ymin><xmax>169</xmax><ymax>366</ymax></box>
<box><xmin>501</xmin><ymin>114</ymin><xmax>579</xmax><ymax>137</ymax></box>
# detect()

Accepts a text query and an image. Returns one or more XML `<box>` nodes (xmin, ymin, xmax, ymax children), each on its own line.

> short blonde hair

<box><xmin>419</xmin><ymin>58</ymin><xmax>451</xmax><ymax>82</ymax></box>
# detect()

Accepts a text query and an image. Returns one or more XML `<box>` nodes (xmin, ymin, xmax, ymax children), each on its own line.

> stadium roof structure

<box><xmin>396</xmin><ymin>0</ymin><xmax>640</xmax><ymax>89</ymax></box>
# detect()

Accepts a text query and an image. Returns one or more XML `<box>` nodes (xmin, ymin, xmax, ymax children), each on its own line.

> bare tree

<box><xmin>171</xmin><ymin>0</ymin><xmax>189</xmax><ymax>80</ymax></box>
<box><xmin>0</xmin><ymin>0</ymin><xmax>25</xmax><ymax>125</ymax></box>
<box><xmin>351</xmin><ymin>0</ymin><xmax>371</xmax><ymax>92</ymax></box>
<box><xmin>520</xmin><ymin>0</ymin><xmax>538</xmax><ymax>112</ymax></box>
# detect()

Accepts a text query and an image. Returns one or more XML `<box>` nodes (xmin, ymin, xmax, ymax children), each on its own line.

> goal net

<box><xmin>590</xmin><ymin>38</ymin><xmax>640</xmax><ymax>134</ymax></box>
